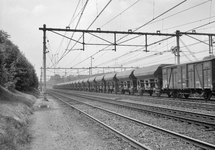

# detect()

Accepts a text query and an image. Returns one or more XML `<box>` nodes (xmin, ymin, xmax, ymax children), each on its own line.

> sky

<box><xmin>0</xmin><ymin>0</ymin><xmax>215</xmax><ymax>80</ymax></box>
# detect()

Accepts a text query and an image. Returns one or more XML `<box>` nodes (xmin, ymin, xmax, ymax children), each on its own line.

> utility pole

<box><xmin>209</xmin><ymin>35</ymin><xmax>214</xmax><ymax>56</ymax></box>
<box><xmin>65</xmin><ymin>69</ymin><xmax>67</xmax><ymax>77</ymax></box>
<box><xmin>40</xmin><ymin>67</ymin><xmax>42</xmax><ymax>91</ymax></box>
<box><xmin>90</xmin><ymin>56</ymin><xmax>93</xmax><ymax>75</ymax></box>
<box><xmin>176</xmin><ymin>30</ymin><xmax>180</xmax><ymax>65</ymax></box>
<box><xmin>42</xmin><ymin>24</ymin><xmax>47</xmax><ymax>100</ymax></box>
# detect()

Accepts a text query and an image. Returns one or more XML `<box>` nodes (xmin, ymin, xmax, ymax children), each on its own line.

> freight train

<box><xmin>53</xmin><ymin>57</ymin><xmax>215</xmax><ymax>100</ymax></box>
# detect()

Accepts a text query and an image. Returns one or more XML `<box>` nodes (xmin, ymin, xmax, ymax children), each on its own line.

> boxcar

<box><xmin>162</xmin><ymin>58</ymin><xmax>215</xmax><ymax>100</ymax></box>
<box><xmin>134</xmin><ymin>64</ymin><xmax>169</xmax><ymax>96</ymax></box>
<box><xmin>116</xmin><ymin>69</ymin><xmax>137</xmax><ymax>94</ymax></box>
<box><xmin>104</xmin><ymin>73</ymin><xmax>118</xmax><ymax>93</ymax></box>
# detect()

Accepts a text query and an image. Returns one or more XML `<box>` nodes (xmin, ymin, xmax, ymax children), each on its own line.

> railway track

<box><xmin>73</xmin><ymin>90</ymin><xmax>215</xmax><ymax>111</ymax></box>
<box><xmin>49</xmin><ymin>90</ymin><xmax>215</xmax><ymax>150</ymax></box>
<box><xmin>49</xmin><ymin>92</ymin><xmax>151</xmax><ymax>150</ymax></box>
<box><xmin>51</xmin><ymin>89</ymin><xmax>215</xmax><ymax>129</ymax></box>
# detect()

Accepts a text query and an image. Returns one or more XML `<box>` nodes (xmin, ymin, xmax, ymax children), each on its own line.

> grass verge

<box><xmin>0</xmin><ymin>86</ymin><xmax>37</xmax><ymax>150</ymax></box>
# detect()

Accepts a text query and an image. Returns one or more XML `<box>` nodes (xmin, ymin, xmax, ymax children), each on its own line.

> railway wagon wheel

<box><xmin>184</xmin><ymin>94</ymin><xmax>189</xmax><ymax>99</ymax></box>
<box><xmin>131</xmin><ymin>89</ymin><xmax>134</xmax><ymax>95</ymax></box>
<box><xmin>156</xmin><ymin>91</ymin><xmax>162</xmax><ymax>97</ymax></box>
<box><xmin>167</xmin><ymin>92</ymin><xmax>171</xmax><ymax>98</ymax></box>
<box><xmin>139</xmin><ymin>90</ymin><xmax>143</xmax><ymax>96</ymax></box>
<box><xmin>203</xmin><ymin>92</ymin><xmax>212</xmax><ymax>101</ymax></box>
<box><xmin>170</xmin><ymin>91</ymin><xmax>178</xmax><ymax>98</ymax></box>
<box><xmin>149</xmin><ymin>91</ymin><xmax>153</xmax><ymax>96</ymax></box>
<box><xmin>154</xmin><ymin>89</ymin><xmax>161</xmax><ymax>97</ymax></box>
<box><xmin>128</xmin><ymin>90</ymin><xmax>131</xmax><ymax>95</ymax></box>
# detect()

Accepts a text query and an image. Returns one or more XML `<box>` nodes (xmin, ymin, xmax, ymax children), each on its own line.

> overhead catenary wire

<box><xmin>94</xmin><ymin>35</ymin><xmax>175</xmax><ymax>67</ymax></box>
<box><xmin>104</xmin><ymin>0</ymin><xmax>211</xmax><ymax>49</ymax></box>
<box><xmin>186</xmin><ymin>20</ymin><xmax>215</xmax><ymax>32</ymax></box>
<box><xmin>63</xmin><ymin>0</ymin><xmax>141</xmax><ymax>68</ymax></box>
<box><xmin>141</xmin><ymin>0</ymin><xmax>211</xmax><ymax>30</ymax></box>
<box><xmin>95</xmin><ymin>38</ymin><xmax>172</xmax><ymax>67</ymax></box>
<box><xmin>96</xmin><ymin>36</ymin><xmax>209</xmax><ymax>68</ymax></box>
<box><xmin>66</xmin><ymin>0</ymin><xmax>113</xmax><ymax>51</ymax></box>
<box><xmin>134</xmin><ymin>0</ymin><xmax>187</xmax><ymax>32</ymax></box>
<box><xmin>87</xmin><ymin>0</ymin><xmax>112</xmax><ymax>30</ymax></box>
<box><xmin>98</xmin><ymin>0</ymin><xmax>188</xmax><ymax>53</ymax></box>
<box><xmin>47</xmin><ymin>0</ymin><xmax>214</xmax><ymax>77</ymax></box>
<box><xmin>53</xmin><ymin>0</ymin><xmax>112</xmax><ymax>68</ymax></box>
<box><xmin>96</xmin><ymin>0</ymin><xmax>211</xmax><ymax>54</ymax></box>
<box><xmin>54</xmin><ymin>0</ymin><xmax>83</xmax><ymax>64</ymax></box>
<box><xmin>92</xmin><ymin>18</ymin><xmax>215</xmax><ymax>69</ymax></box>
<box><xmin>52</xmin><ymin>0</ymin><xmax>90</xmax><ymax>67</ymax></box>
<box><xmin>180</xmin><ymin>38</ymin><xmax>198</xmax><ymax>61</ymax></box>
<box><xmin>46</xmin><ymin>35</ymin><xmax>57</xmax><ymax>67</ymax></box>
<box><xmin>162</xmin><ymin>15</ymin><xmax>215</xmax><ymax>31</ymax></box>
<box><xmin>68</xmin><ymin>0</ymin><xmax>188</xmax><ymax>69</ymax></box>
<box><xmin>63</xmin><ymin>0</ymin><xmax>90</xmax><ymax>55</ymax></box>
<box><xmin>61</xmin><ymin>0</ymin><xmax>185</xmax><ymax>70</ymax></box>
<box><xmin>69</xmin><ymin>40</ymin><xmax>212</xmax><ymax>76</ymax></box>
<box><xmin>100</xmin><ymin>0</ymin><xmax>140</xmax><ymax>28</ymax></box>
<box><xmin>68</xmin><ymin>0</ymin><xmax>82</xmax><ymax>27</ymax></box>
<box><xmin>56</xmin><ymin>0</ymin><xmax>114</xmax><ymax>67</ymax></box>
<box><xmin>60</xmin><ymin>2</ymin><xmax>143</xmax><ymax>69</ymax></box>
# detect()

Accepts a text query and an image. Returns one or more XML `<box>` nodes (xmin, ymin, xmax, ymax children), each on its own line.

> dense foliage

<box><xmin>0</xmin><ymin>30</ymin><xmax>39</xmax><ymax>91</ymax></box>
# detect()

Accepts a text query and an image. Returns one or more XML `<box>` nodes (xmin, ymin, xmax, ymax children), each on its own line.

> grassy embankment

<box><xmin>0</xmin><ymin>86</ymin><xmax>38</xmax><ymax>150</ymax></box>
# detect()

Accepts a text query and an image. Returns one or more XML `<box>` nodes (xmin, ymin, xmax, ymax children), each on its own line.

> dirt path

<box><xmin>26</xmin><ymin>95</ymin><xmax>112</xmax><ymax>150</ymax></box>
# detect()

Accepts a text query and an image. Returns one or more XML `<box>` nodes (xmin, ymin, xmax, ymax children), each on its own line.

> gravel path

<box><xmin>25</xmin><ymin>95</ymin><xmax>135</xmax><ymax>150</ymax></box>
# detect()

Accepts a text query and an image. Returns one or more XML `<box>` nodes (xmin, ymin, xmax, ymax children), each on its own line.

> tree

<box><xmin>0</xmin><ymin>30</ymin><xmax>39</xmax><ymax>91</ymax></box>
<box><xmin>0</xmin><ymin>31</ymin><xmax>9</xmax><ymax>85</ymax></box>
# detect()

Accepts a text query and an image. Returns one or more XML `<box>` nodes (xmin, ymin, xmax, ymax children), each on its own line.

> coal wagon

<box><xmin>116</xmin><ymin>69</ymin><xmax>137</xmax><ymax>94</ymax></box>
<box><xmin>134</xmin><ymin>64</ymin><xmax>170</xmax><ymax>96</ymax></box>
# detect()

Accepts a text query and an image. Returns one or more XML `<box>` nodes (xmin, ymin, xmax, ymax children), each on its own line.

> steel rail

<box><xmin>49</xmin><ymin>92</ymin><xmax>152</xmax><ymax>150</ymax></box>
<box><xmin>88</xmin><ymin>90</ymin><xmax>215</xmax><ymax>109</ymax></box>
<box><xmin>58</xmin><ymin>89</ymin><xmax>215</xmax><ymax>108</ymax></box>
<box><xmin>131</xmin><ymin>97</ymin><xmax>215</xmax><ymax>111</ymax></box>
<box><xmin>49</xmin><ymin>91</ymin><xmax>215</xmax><ymax>150</ymax></box>
<box><xmin>68</xmin><ymin>90</ymin><xmax>215</xmax><ymax>110</ymax></box>
<box><xmin>53</xmin><ymin>89</ymin><xmax>215</xmax><ymax>129</ymax></box>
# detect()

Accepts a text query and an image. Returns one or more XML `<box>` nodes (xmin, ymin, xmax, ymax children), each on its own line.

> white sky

<box><xmin>0</xmin><ymin>0</ymin><xmax>215</xmax><ymax>80</ymax></box>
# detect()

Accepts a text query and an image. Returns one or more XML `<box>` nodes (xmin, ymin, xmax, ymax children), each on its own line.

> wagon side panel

<box><xmin>203</xmin><ymin>61</ymin><xmax>212</xmax><ymax>90</ymax></box>
<box><xmin>188</xmin><ymin>64</ymin><xmax>195</xmax><ymax>89</ymax></box>
<box><xmin>194</xmin><ymin>63</ymin><xmax>203</xmax><ymax>89</ymax></box>
<box><xmin>212</xmin><ymin>59</ymin><xmax>215</xmax><ymax>92</ymax></box>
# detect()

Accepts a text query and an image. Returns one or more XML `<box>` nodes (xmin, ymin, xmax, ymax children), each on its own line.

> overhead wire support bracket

<box><xmin>209</xmin><ymin>35</ymin><xmax>213</xmax><ymax>56</ymax></box>
<box><xmin>145</xmin><ymin>34</ymin><xmax>148</xmax><ymax>52</ymax></box>
<box><xmin>51</xmin><ymin>30</ymin><xmax>83</xmax><ymax>44</ymax></box>
<box><xmin>82</xmin><ymin>32</ymin><xmax>85</xmax><ymax>51</ymax></box>
<box><xmin>39</xmin><ymin>24</ymin><xmax>215</xmax><ymax>69</ymax></box>
<box><xmin>41</xmin><ymin>27</ymin><xmax>177</xmax><ymax>36</ymax></box>
<box><xmin>180</xmin><ymin>32</ymin><xmax>215</xmax><ymax>36</ymax></box>
<box><xmin>114</xmin><ymin>33</ymin><xmax>116</xmax><ymax>51</ymax></box>
<box><xmin>176</xmin><ymin>30</ymin><xmax>181</xmax><ymax>65</ymax></box>
<box><xmin>43</xmin><ymin>66</ymin><xmax>138</xmax><ymax>70</ymax></box>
